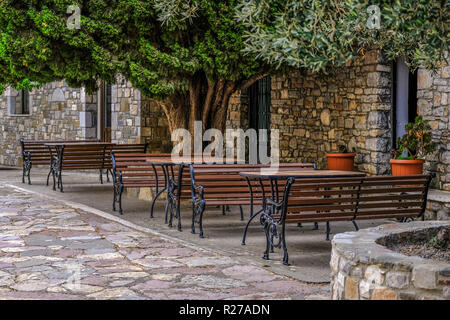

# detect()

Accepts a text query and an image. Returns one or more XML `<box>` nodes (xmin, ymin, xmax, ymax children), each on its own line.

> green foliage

<box><xmin>392</xmin><ymin>116</ymin><xmax>437</xmax><ymax>160</ymax></box>
<box><xmin>0</xmin><ymin>0</ymin><xmax>271</xmax><ymax>98</ymax></box>
<box><xmin>1</xmin><ymin>0</ymin><xmax>447</xmax><ymax>116</ymax></box>
<box><xmin>235</xmin><ymin>0</ymin><xmax>449</xmax><ymax>72</ymax></box>
<box><xmin>428</xmin><ymin>229</ymin><xmax>448</xmax><ymax>249</ymax></box>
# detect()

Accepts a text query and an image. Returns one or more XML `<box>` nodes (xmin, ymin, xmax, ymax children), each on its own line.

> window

<box><xmin>8</xmin><ymin>90</ymin><xmax>31</xmax><ymax>115</ymax></box>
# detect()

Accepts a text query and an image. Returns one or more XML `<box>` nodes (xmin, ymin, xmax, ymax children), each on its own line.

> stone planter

<box><xmin>326</xmin><ymin>153</ymin><xmax>356</xmax><ymax>171</ymax></box>
<box><xmin>330</xmin><ymin>221</ymin><xmax>450</xmax><ymax>300</ymax></box>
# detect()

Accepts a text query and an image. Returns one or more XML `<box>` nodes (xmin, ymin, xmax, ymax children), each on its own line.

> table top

<box><xmin>44</xmin><ymin>142</ymin><xmax>116</xmax><ymax>146</ymax></box>
<box><xmin>146</xmin><ymin>156</ymin><xmax>226</xmax><ymax>165</ymax></box>
<box><xmin>239</xmin><ymin>170</ymin><xmax>366</xmax><ymax>179</ymax></box>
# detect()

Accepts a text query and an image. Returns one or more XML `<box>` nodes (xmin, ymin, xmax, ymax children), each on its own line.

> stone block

<box><xmin>365</xmin><ymin>265</ymin><xmax>385</xmax><ymax>285</ymax></box>
<box><xmin>130</xmin><ymin>105</ymin><xmax>138</xmax><ymax>116</ymax></box>
<box><xmin>441</xmin><ymin>66</ymin><xmax>450</xmax><ymax>79</ymax></box>
<box><xmin>417</xmin><ymin>69</ymin><xmax>432</xmax><ymax>89</ymax></box>
<box><xmin>412</xmin><ymin>265</ymin><xmax>438</xmax><ymax>289</ymax></box>
<box><xmin>320</xmin><ymin>109</ymin><xmax>330</xmax><ymax>126</ymax></box>
<box><xmin>330</xmin><ymin>251</ymin><xmax>340</xmax><ymax>274</ymax></box>
<box><xmin>367</xmin><ymin>72</ymin><xmax>380</xmax><ymax>87</ymax></box>
<box><xmin>359</xmin><ymin>280</ymin><xmax>373</xmax><ymax>299</ymax></box>
<box><xmin>386</xmin><ymin>272</ymin><xmax>409</xmax><ymax>289</ymax></box>
<box><xmin>344</xmin><ymin>119</ymin><xmax>353</xmax><ymax>129</ymax></box>
<box><xmin>345</xmin><ymin>277</ymin><xmax>359</xmax><ymax>300</ymax></box>
<box><xmin>443</xmin><ymin>287</ymin><xmax>450</xmax><ymax>299</ymax></box>
<box><xmin>351</xmin><ymin>266</ymin><xmax>363</xmax><ymax>278</ymax></box>
<box><xmin>371</xmin><ymin>287</ymin><xmax>398</xmax><ymax>300</ymax></box>
<box><xmin>293</xmin><ymin>128</ymin><xmax>305</xmax><ymax>137</ymax></box>
<box><xmin>437</xmin><ymin>209</ymin><xmax>449</xmax><ymax>220</ymax></box>
<box><xmin>120</xmin><ymin>99</ymin><xmax>129</xmax><ymax>112</ymax></box>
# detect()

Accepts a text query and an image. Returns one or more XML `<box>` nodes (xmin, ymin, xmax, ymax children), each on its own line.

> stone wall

<box><xmin>0</xmin><ymin>81</ymin><xmax>96</xmax><ymax>166</ymax></box>
<box><xmin>417</xmin><ymin>53</ymin><xmax>450</xmax><ymax>191</ymax></box>
<box><xmin>270</xmin><ymin>50</ymin><xmax>392</xmax><ymax>174</ymax></box>
<box><xmin>226</xmin><ymin>90</ymin><xmax>249</xmax><ymax>130</ymax></box>
<box><xmin>140</xmin><ymin>97</ymin><xmax>171</xmax><ymax>153</ymax></box>
<box><xmin>426</xmin><ymin>190</ymin><xmax>450</xmax><ymax>221</ymax></box>
<box><xmin>111</xmin><ymin>78</ymin><xmax>141</xmax><ymax>144</ymax></box>
<box><xmin>111</xmin><ymin>76</ymin><xmax>171</xmax><ymax>152</ymax></box>
<box><xmin>331</xmin><ymin>221</ymin><xmax>450</xmax><ymax>300</ymax></box>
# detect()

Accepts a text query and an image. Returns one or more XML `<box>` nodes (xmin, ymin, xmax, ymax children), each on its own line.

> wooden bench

<box><xmin>104</xmin><ymin>143</ymin><xmax>148</xmax><ymax>180</ymax></box>
<box><xmin>111</xmin><ymin>153</ymin><xmax>174</xmax><ymax>215</ymax></box>
<box><xmin>47</xmin><ymin>142</ymin><xmax>114</xmax><ymax>192</ymax></box>
<box><xmin>261</xmin><ymin>174</ymin><xmax>433</xmax><ymax>265</ymax></box>
<box><xmin>20</xmin><ymin>139</ymin><xmax>99</xmax><ymax>185</ymax></box>
<box><xmin>187</xmin><ymin>163</ymin><xmax>316</xmax><ymax>238</ymax></box>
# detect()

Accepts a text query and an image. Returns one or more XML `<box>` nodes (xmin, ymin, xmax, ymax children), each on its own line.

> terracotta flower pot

<box><xmin>325</xmin><ymin>153</ymin><xmax>356</xmax><ymax>171</ymax></box>
<box><xmin>390</xmin><ymin>159</ymin><xmax>424</xmax><ymax>176</ymax></box>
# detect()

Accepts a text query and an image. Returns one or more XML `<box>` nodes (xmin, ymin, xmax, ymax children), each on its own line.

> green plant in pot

<box><xmin>325</xmin><ymin>143</ymin><xmax>356</xmax><ymax>171</ymax></box>
<box><xmin>390</xmin><ymin>116</ymin><xmax>436</xmax><ymax>175</ymax></box>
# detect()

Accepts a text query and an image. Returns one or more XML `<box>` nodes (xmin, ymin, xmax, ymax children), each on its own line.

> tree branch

<box><xmin>238</xmin><ymin>73</ymin><xmax>268</xmax><ymax>91</ymax></box>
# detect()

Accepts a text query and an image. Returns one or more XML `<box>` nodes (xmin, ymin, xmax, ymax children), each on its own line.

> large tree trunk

<box><xmin>158</xmin><ymin>72</ymin><xmax>267</xmax><ymax>144</ymax></box>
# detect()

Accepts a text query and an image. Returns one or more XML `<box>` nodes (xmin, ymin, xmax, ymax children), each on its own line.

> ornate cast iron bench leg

<box><xmin>22</xmin><ymin>152</ymin><xmax>32</xmax><ymax>185</ymax></box>
<box><xmin>190</xmin><ymin>165</ymin><xmax>206</xmax><ymax>238</ymax></box>
<box><xmin>150</xmin><ymin>164</ymin><xmax>166</xmax><ymax>219</ymax></box>
<box><xmin>191</xmin><ymin>196</ymin><xmax>206</xmax><ymax>238</ymax></box>
<box><xmin>326</xmin><ymin>222</ymin><xmax>331</xmax><ymax>241</ymax></box>
<box><xmin>113</xmin><ymin>185</ymin><xmax>117</xmax><ymax>211</ymax></box>
<box><xmin>118</xmin><ymin>184</ymin><xmax>124</xmax><ymax>215</ymax></box>
<box><xmin>242</xmin><ymin>207</ymin><xmax>263</xmax><ymax>245</ymax></box>
<box><xmin>46</xmin><ymin>168</ymin><xmax>52</xmax><ymax>186</ymax></box>
<box><xmin>262</xmin><ymin>218</ymin><xmax>271</xmax><ymax>261</ymax></box>
<box><xmin>281</xmin><ymin>222</ymin><xmax>289</xmax><ymax>266</ymax></box>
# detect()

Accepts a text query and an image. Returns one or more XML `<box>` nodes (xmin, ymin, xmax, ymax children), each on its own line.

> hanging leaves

<box><xmin>235</xmin><ymin>0</ymin><xmax>449</xmax><ymax>72</ymax></box>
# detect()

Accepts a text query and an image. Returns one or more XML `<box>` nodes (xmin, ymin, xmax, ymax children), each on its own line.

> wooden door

<box><xmin>99</xmin><ymin>82</ymin><xmax>112</xmax><ymax>142</ymax></box>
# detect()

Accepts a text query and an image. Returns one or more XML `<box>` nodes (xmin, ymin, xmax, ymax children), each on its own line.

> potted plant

<box><xmin>390</xmin><ymin>116</ymin><xmax>436</xmax><ymax>175</ymax></box>
<box><xmin>325</xmin><ymin>144</ymin><xmax>356</xmax><ymax>171</ymax></box>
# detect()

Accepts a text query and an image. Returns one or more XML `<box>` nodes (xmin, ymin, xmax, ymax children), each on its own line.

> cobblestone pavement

<box><xmin>0</xmin><ymin>185</ymin><xmax>329</xmax><ymax>300</ymax></box>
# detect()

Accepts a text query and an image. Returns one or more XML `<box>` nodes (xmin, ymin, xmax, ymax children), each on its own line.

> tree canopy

<box><xmin>235</xmin><ymin>0</ymin><xmax>449</xmax><ymax>72</ymax></box>
<box><xmin>0</xmin><ymin>0</ymin><xmax>448</xmax><ymax>133</ymax></box>
<box><xmin>0</xmin><ymin>0</ymin><xmax>278</xmax><ymax>132</ymax></box>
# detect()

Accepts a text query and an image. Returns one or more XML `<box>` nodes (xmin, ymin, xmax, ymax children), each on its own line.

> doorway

<box><xmin>99</xmin><ymin>82</ymin><xmax>112</xmax><ymax>142</ymax></box>
<box><xmin>248</xmin><ymin>76</ymin><xmax>271</xmax><ymax>158</ymax></box>
<box><xmin>393</xmin><ymin>57</ymin><xmax>418</xmax><ymax>143</ymax></box>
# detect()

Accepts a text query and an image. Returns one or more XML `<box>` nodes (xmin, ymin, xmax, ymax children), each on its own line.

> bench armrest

<box><xmin>264</xmin><ymin>197</ymin><xmax>284</xmax><ymax>209</ymax></box>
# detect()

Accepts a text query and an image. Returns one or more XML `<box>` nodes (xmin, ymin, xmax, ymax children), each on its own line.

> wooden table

<box><xmin>45</xmin><ymin>142</ymin><xmax>115</xmax><ymax>192</ymax></box>
<box><xmin>145</xmin><ymin>156</ymin><xmax>223</xmax><ymax>232</ymax></box>
<box><xmin>239</xmin><ymin>169</ymin><xmax>366</xmax><ymax>244</ymax></box>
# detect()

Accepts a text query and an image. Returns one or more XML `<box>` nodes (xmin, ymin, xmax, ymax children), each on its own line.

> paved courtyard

<box><xmin>0</xmin><ymin>184</ymin><xmax>329</xmax><ymax>300</ymax></box>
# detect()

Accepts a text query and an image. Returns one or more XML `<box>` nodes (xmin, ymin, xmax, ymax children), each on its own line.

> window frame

<box><xmin>7</xmin><ymin>89</ymin><xmax>32</xmax><ymax>117</ymax></box>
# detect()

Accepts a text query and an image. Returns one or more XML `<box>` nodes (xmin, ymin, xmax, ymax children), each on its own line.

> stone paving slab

<box><xmin>0</xmin><ymin>185</ymin><xmax>329</xmax><ymax>300</ymax></box>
